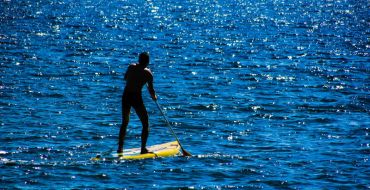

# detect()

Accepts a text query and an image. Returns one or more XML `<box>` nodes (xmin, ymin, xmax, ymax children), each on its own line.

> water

<box><xmin>1</xmin><ymin>0</ymin><xmax>369</xmax><ymax>188</ymax></box>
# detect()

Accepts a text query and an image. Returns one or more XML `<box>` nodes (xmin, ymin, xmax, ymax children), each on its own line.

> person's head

<box><xmin>138</xmin><ymin>52</ymin><xmax>150</xmax><ymax>67</ymax></box>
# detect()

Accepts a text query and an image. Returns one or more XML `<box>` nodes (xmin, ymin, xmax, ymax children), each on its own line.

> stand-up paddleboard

<box><xmin>92</xmin><ymin>141</ymin><xmax>180</xmax><ymax>161</ymax></box>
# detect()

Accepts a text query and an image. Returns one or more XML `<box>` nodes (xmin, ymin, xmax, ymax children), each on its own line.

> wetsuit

<box><xmin>122</xmin><ymin>64</ymin><xmax>155</xmax><ymax>116</ymax></box>
<box><xmin>118</xmin><ymin>63</ymin><xmax>155</xmax><ymax>153</ymax></box>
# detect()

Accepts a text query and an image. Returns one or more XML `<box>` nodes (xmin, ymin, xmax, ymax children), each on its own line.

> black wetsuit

<box><xmin>121</xmin><ymin>64</ymin><xmax>154</xmax><ymax>118</ymax></box>
<box><xmin>118</xmin><ymin>63</ymin><xmax>155</xmax><ymax>153</ymax></box>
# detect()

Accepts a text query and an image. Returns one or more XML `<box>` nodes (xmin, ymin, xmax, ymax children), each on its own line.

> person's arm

<box><xmin>124</xmin><ymin>64</ymin><xmax>133</xmax><ymax>81</ymax></box>
<box><xmin>147</xmin><ymin>81</ymin><xmax>157</xmax><ymax>101</ymax></box>
<box><xmin>146</xmin><ymin>69</ymin><xmax>157</xmax><ymax>100</ymax></box>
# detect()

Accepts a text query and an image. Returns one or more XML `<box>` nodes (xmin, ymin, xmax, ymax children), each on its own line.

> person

<box><xmin>118</xmin><ymin>52</ymin><xmax>157</xmax><ymax>154</ymax></box>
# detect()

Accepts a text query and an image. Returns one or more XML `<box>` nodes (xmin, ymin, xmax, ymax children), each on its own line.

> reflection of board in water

<box><xmin>92</xmin><ymin>141</ymin><xmax>180</xmax><ymax>161</ymax></box>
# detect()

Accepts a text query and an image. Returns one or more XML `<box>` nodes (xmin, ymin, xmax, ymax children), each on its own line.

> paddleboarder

<box><xmin>118</xmin><ymin>52</ymin><xmax>157</xmax><ymax>154</ymax></box>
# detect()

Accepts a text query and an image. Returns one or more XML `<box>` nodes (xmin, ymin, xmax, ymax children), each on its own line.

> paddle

<box><xmin>155</xmin><ymin>100</ymin><xmax>192</xmax><ymax>157</ymax></box>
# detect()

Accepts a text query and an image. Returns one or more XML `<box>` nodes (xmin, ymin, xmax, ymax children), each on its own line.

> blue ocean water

<box><xmin>1</xmin><ymin>0</ymin><xmax>369</xmax><ymax>188</ymax></box>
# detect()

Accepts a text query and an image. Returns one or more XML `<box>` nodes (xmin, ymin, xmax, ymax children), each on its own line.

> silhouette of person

<box><xmin>118</xmin><ymin>52</ymin><xmax>157</xmax><ymax>154</ymax></box>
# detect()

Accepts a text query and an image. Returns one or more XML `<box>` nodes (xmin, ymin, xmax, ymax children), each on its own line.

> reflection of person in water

<box><xmin>117</xmin><ymin>52</ymin><xmax>157</xmax><ymax>154</ymax></box>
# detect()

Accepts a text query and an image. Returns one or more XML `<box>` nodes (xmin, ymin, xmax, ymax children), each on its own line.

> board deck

<box><xmin>92</xmin><ymin>141</ymin><xmax>180</xmax><ymax>161</ymax></box>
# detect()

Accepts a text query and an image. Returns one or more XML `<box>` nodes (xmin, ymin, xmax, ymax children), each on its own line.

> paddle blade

<box><xmin>181</xmin><ymin>148</ymin><xmax>192</xmax><ymax>157</ymax></box>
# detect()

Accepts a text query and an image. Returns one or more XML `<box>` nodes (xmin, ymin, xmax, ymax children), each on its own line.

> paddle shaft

<box><xmin>155</xmin><ymin>100</ymin><xmax>188</xmax><ymax>155</ymax></box>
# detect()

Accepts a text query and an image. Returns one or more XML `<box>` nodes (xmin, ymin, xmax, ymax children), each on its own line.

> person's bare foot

<box><xmin>141</xmin><ymin>148</ymin><xmax>153</xmax><ymax>154</ymax></box>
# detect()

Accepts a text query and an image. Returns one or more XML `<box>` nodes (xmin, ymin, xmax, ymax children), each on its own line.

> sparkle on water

<box><xmin>0</xmin><ymin>0</ymin><xmax>369</xmax><ymax>189</ymax></box>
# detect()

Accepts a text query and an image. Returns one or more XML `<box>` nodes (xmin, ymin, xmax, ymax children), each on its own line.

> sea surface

<box><xmin>0</xmin><ymin>0</ymin><xmax>369</xmax><ymax>189</ymax></box>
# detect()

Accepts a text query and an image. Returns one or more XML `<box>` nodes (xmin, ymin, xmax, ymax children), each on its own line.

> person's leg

<box><xmin>118</xmin><ymin>99</ymin><xmax>131</xmax><ymax>153</ymax></box>
<box><xmin>134</xmin><ymin>104</ymin><xmax>150</xmax><ymax>154</ymax></box>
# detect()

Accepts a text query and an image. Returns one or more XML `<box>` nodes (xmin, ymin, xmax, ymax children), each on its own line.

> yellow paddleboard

<box><xmin>92</xmin><ymin>141</ymin><xmax>180</xmax><ymax>161</ymax></box>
